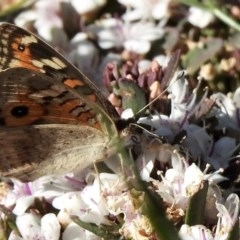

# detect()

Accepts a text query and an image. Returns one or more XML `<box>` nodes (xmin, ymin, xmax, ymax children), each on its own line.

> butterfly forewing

<box><xmin>0</xmin><ymin>67</ymin><xmax>115</xmax><ymax>132</ymax></box>
<box><xmin>0</xmin><ymin>22</ymin><xmax>119</xmax><ymax>121</ymax></box>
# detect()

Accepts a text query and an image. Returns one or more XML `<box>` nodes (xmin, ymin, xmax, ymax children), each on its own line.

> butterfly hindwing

<box><xmin>0</xmin><ymin>124</ymin><xmax>109</xmax><ymax>181</ymax></box>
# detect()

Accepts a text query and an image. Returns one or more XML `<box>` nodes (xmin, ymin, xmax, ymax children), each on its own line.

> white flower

<box><xmin>138</xmin><ymin>71</ymin><xmax>238</xmax><ymax>170</ymax></box>
<box><xmin>188</xmin><ymin>7</ymin><xmax>214</xmax><ymax>28</ymax></box>
<box><xmin>0</xmin><ymin>179</ymin><xmax>36</xmax><ymax>212</ymax></box>
<box><xmin>67</xmin><ymin>32</ymin><xmax>122</xmax><ymax>88</ymax></box>
<box><xmin>211</xmin><ymin>90</ymin><xmax>240</xmax><ymax>129</ymax></box>
<box><xmin>138</xmin><ymin>114</ymin><xmax>177</xmax><ymax>142</ymax></box>
<box><xmin>155</xmin><ymin>152</ymin><xmax>189</xmax><ymax>209</ymax></box>
<box><xmin>94</xmin><ymin>173</ymin><xmax>155</xmax><ymax>239</ymax></box>
<box><xmin>12</xmin><ymin>195</ymin><xmax>35</xmax><ymax>215</ymax></box>
<box><xmin>121</xmin><ymin>108</ymin><xmax>135</xmax><ymax>119</ymax></box>
<box><xmin>87</xmin><ymin>18</ymin><xmax>164</xmax><ymax>54</ymax></box>
<box><xmin>13</xmin><ymin>10</ymin><xmax>37</xmax><ymax>26</ymax></box>
<box><xmin>53</xmin><ymin>173</ymin><xmax>111</xmax><ymax>226</ymax></box>
<box><xmin>137</xmin><ymin>139</ymin><xmax>173</xmax><ymax>181</ymax></box>
<box><xmin>54</xmin><ymin>190</ymin><xmax>107</xmax><ymax>225</ymax></box>
<box><xmin>120</xmin><ymin>215</ymin><xmax>154</xmax><ymax>240</ymax></box>
<box><xmin>118</xmin><ymin>0</ymin><xmax>170</xmax><ymax>21</ymax></box>
<box><xmin>215</xmin><ymin>194</ymin><xmax>240</xmax><ymax>239</ymax></box>
<box><xmin>14</xmin><ymin>0</ymin><xmax>67</xmax><ymax>43</ymax></box>
<box><xmin>181</xmin><ymin>124</ymin><xmax>213</xmax><ymax>159</ymax></box>
<box><xmin>153</xmin><ymin>151</ymin><xmax>224</xmax><ymax>215</ymax></box>
<box><xmin>168</xmin><ymin>74</ymin><xmax>207</xmax><ymax>127</ymax></box>
<box><xmin>71</xmin><ymin>0</ymin><xmax>106</xmax><ymax>14</ymax></box>
<box><xmin>96</xmin><ymin>173</ymin><xmax>128</xmax><ymax>215</ymax></box>
<box><xmin>204</xmin><ymin>136</ymin><xmax>239</xmax><ymax>169</ymax></box>
<box><xmin>154</xmin><ymin>54</ymin><xmax>170</xmax><ymax>68</ymax></box>
<box><xmin>179</xmin><ymin>224</ymin><xmax>214</xmax><ymax>239</ymax></box>
<box><xmin>233</xmin><ymin>87</ymin><xmax>240</xmax><ymax>108</ymax></box>
<box><xmin>138</xmin><ymin>73</ymin><xmax>210</xmax><ymax>142</ymax></box>
<box><xmin>137</xmin><ymin>54</ymin><xmax>170</xmax><ymax>75</ymax></box>
<box><xmin>67</xmin><ymin>32</ymin><xmax>99</xmax><ymax>76</ymax></box>
<box><xmin>9</xmin><ymin>213</ymin><xmax>60</xmax><ymax>240</ymax></box>
<box><xmin>62</xmin><ymin>222</ymin><xmax>100</xmax><ymax>240</ymax></box>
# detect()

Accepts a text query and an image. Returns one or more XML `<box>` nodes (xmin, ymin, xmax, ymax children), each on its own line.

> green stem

<box><xmin>177</xmin><ymin>0</ymin><xmax>240</xmax><ymax>32</ymax></box>
<box><xmin>119</xmin><ymin>147</ymin><xmax>181</xmax><ymax>240</ymax></box>
<box><xmin>212</xmin><ymin>8</ymin><xmax>240</xmax><ymax>32</ymax></box>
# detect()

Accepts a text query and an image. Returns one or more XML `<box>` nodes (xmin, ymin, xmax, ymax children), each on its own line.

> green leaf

<box><xmin>227</xmin><ymin>217</ymin><xmax>239</xmax><ymax>240</ymax></box>
<box><xmin>0</xmin><ymin>204</ymin><xmax>20</xmax><ymax>239</ymax></box>
<box><xmin>121</xmin><ymin>146</ymin><xmax>181</xmax><ymax>240</ymax></box>
<box><xmin>114</xmin><ymin>79</ymin><xmax>146</xmax><ymax>114</ymax></box>
<box><xmin>72</xmin><ymin>217</ymin><xmax>122</xmax><ymax>240</ymax></box>
<box><xmin>0</xmin><ymin>0</ymin><xmax>34</xmax><ymax>18</ymax></box>
<box><xmin>185</xmin><ymin>180</ymin><xmax>209</xmax><ymax>225</ymax></box>
<box><xmin>182</xmin><ymin>38</ymin><xmax>223</xmax><ymax>74</ymax></box>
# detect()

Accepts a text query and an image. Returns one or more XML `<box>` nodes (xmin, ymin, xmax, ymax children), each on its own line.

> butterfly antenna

<box><xmin>136</xmin><ymin>70</ymin><xmax>186</xmax><ymax>116</ymax></box>
<box><xmin>129</xmin><ymin>122</ymin><xmax>160</xmax><ymax>139</ymax></box>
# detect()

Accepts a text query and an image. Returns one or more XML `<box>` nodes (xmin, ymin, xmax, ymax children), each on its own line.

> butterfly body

<box><xmin>0</xmin><ymin>23</ymin><xmax>122</xmax><ymax>181</ymax></box>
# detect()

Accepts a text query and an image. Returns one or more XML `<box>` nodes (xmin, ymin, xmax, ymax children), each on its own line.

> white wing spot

<box><xmin>41</xmin><ymin>58</ymin><xmax>66</xmax><ymax>70</ymax></box>
<box><xmin>21</xmin><ymin>35</ymin><xmax>38</xmax><ymax>45</ymax></box>
<box><xmin>9</xmin><ymin>59</ymin><xmax>22</xmax><ymax>68</ymax></box>
<box><xmin>2</xmin><ymin>33</ymin><xmax>8</xmax><ymax>40</ymax></box>
<box><xmin>1</xmin><ymin>39</ymin><xmax>7</xmax><ymax>46</ymax></box>
<box><xmin>52</xmin><ymin>57</ymin><xmax>66</xmax><ymax>68</ymax></box>
<box><xmin>3</xmin><ymin>47</ymin><xmax>8</xmax><ymax>54</ymax></box>
<box><xmin>32</xmin><ymin>59</ymin><xmax>44</xmax><ymax>68</ymax></box>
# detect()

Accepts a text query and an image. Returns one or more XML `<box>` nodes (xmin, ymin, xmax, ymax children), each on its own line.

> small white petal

<box><xmin>8</xmin><ymin>231</ymin><xmax>23</xmax><ymax>240</ymax></box>
<box><xmin>41</xmin><ymin>213</ymin><xmax>61</xmax><ymax>240</ymax></box>
<box><xmin>16</xmin><ymin>213</ymin><xmax>41</xmax><ymax>239</ymax></box>
<box><xmin>14</xmin><ymin>10</ymin><xmax>37</xmax><ymax>27</ymax></box>
<box><xmin>52</xmin><ymin>192</ymin><xmax>85</xmax><ymax>213</ymax></box>
<box><xmin>124</xmin><ymin>40</ymin><xmax>150</xmax><ymax>54</ymax></box>
<box><xmin>138</xmin><ymin>59</ymin><xmax>151</xmax><ymax>73</ymax></box>
<box><xmin>188</xmin><ymin>7</ymin><xmax>214</xmax><ymax>28</ymax></box>
<box><xmin>71</xmin><ymin>0</ymin><xmax>106</xmax><ymax>13</ymax></box>
<box><xmin>98</xmin><ymin>30</ymin><xmax>121</xmax><ymax>49</ymax></box>
<box><xmin>179</xmin><ymin>224</ymin><xmax>213</xmax><ymax>239</ymax></box>
<box><xmin>184</xmin><ymin>163</ymin><xmax>203</xmax><ymax>187</ymax></box>
<box><xmin>121</xmin><ymin>108</ymin><xmax>134</xmax><ymax>119</ymax></box>
<box><xmin>233</xmin><ymin>87</ymin><xmax>240</xmax><ymax>108</ymax></box>
<box><xmin>62</xmin><ymin>222</ymin><xmax>85</xmax><ymax>240</ymax></box>
<box><xmin>154</xmin><ymin>55</ymin><xmax>170</xmax><ymax>68</ymax></box>
<box><xmin>57</xmin><ymin>209</ymin><xmax>72</xmax><ymax>227</ymax></box>
<box><xmin>12</xmin><ymin>196</ymin><xmax>35</xmax><ymax>215</ymax></box>
<box><xmin>141</xmin><ymin>159</ymin><xmax>154</xmax><ymax>181</ymax></box>
<box><xmin>152</xmin><ymin>0</ymin><xmax>170</xmax><ymax>20</ymax></box>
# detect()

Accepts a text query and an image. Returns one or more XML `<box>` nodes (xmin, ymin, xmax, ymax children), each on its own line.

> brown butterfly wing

<box><xmin>0</xmin><ymin>67</ymin><xmax>115</xmax><ymax>180</ymax></box>
<box><xmin>0</xmin><ymin>22</ymin><xmax>119</xmax><ymax>121</ymax></box>
<box><xmin>0</xmin><ymin>23</ymin><xmax>120</xmax><ymax>180</ymax></box>
<box><xmin>0</xmin><ymin>124</ymin><xmax>109</xmax><ymax>181</ymax></box>
<box><xmin>0</xmin><ymin>67</ymin><xmax>109</xmax><ymax>129</ymax></box>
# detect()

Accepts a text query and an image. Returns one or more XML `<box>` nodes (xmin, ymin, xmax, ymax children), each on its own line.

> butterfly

<box><xmin>0</xmin><ymin>22</ymin><xmax>130</xmax><ymax>181</ymax></box>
